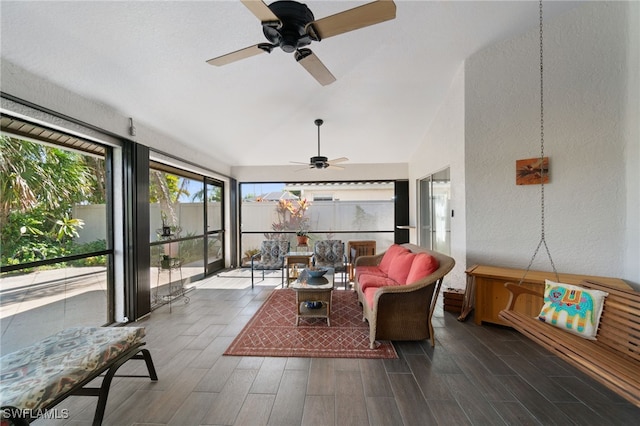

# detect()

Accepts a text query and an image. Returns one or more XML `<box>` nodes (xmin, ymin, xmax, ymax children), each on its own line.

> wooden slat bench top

<box><xmin>499</xmin><ymin>280</ymin><xmax>640</xmax><ymax>408</ymax></box>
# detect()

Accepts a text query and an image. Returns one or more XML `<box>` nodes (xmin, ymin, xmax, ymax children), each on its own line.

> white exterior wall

<box><xmin>73</xmin><ymin>202</ymin><xmax>222</xmax><ymax>244</ymax></box>
<box><xmin>465</xmin><ymin>2</ymin><xmax>639</xmax><ymax>287</ymax></box>
<box><xmin>408</xmin><ymin>65</ymin><xmax>466</xmax><ymax>289</ymax></box>
<box><xmin>625</xmin><ymin>1</ymin><xmax>640</xmax><ymax>287</ymax></box>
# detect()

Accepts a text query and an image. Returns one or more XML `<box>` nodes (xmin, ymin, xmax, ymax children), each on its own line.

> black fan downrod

<box><xmin>310</xmin><ymin>118</ymin><xmax>328</xmax><ymax>168</ymax></box>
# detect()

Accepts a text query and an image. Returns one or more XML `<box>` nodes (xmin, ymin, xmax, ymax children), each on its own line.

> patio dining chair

<box><xmin>313</xmin><ymin>239</ymin><xmax>348</xmax><ymax>288</ymax></box>
<box><xmin>251</xmin><ymin>240</ymin><xmax>290</xmax><ymax>288</ymax></box>
<box><xmin>347</xmin><ymin>240</ymin><xmax>376</xmax><ymax>282</ymax></box>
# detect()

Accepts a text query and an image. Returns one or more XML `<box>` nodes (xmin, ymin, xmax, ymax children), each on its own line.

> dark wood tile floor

<box><xmin>39</xmin><ymin>273</ymin><xmax>640</xmax><ymax>425</ymax></box>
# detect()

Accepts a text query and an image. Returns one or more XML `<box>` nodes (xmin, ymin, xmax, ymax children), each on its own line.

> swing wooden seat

<box><xmin>499</xmin><ymin>279</ymin><xmax>640</xmax><ymax>408</ymax></box>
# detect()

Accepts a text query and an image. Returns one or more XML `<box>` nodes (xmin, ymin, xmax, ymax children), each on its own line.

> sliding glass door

<box><xmin>148</xmin><ymin>165</ymin><xmax>225</xmax><ymax>308</ymax></box>
<box><xmin>419</xmin><ymin>168</ymin><xmax>451</xmax><ymax>254</ymax></box>
<box><xmin>205</xmin><ymin>178</ymin><xmax>224</xmax><ymax>274</ymax></box>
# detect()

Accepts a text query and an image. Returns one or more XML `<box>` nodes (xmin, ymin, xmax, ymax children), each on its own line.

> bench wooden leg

<box><xmin>95</xmin><ymin>348</ymin><xmax>158</xmax><ymax>426</ymax></box>
<box><xmin>138</xmin><ymin>348</ymin><xmax>158</xmax><ymax>381</ymax></box>
<box><xmin>70</xmin><ymin>346</ymin><xmax>158</xmax><ymax>426</ymax></box>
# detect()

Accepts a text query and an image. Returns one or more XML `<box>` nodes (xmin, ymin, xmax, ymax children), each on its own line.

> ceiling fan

<box><xmin>291</xmin><ymin>119</ymin><xmax>348</xmax><ymax>170</ymax></box>
<box><xmin>206</xmin><ymin>0</ymin><xmax>396</xmax><ymax>86</ymax></box>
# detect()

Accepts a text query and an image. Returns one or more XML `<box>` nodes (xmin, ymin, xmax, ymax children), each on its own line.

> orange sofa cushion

<box><xmin>364</xmin><ymin>287</ymin><xmax>377</xmax><ymax>309</ymax></box>
<box><xmin>386</xmin><ymin>250</ymin><xmax>416</xmax><ymax>284</ymax></box>
<box><xmin>355</xmin><ymin>265</ymin><xmax>387</xmax><ymax>281</ymax></box>
<box><xmin>359</xmin><ymin>274</ymin><xmax>401</xmax><ymax>292</ymax></box>
<box><xmin>378</xmin><ymin>244</ymin><xmax>409</xmax><ymax>275</ymax></box>
<box><xmin>406</xmin><ymin>253</ymin><xmax>439</xmax><ymax>284</ymax></box>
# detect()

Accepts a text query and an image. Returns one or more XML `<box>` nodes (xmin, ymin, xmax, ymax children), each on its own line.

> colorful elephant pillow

<box><xmin>538</xmin><ymin>280</ymin><xmax>608</xmax><ymax>340</ymax></box>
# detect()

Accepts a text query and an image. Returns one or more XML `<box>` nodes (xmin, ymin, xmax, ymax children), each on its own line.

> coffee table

<box><xmin>291</xmin><ymin>268</ymin><xmax>334</xmax><ymax>326</ymax></box>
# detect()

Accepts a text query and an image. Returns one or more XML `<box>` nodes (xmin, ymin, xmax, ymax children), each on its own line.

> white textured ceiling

<box><xmin>0</xmin><ymin>1</ymin><xmax>581</xmax><ymax>167</ymax></box>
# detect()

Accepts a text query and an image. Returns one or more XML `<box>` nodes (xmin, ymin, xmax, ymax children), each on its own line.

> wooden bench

<box><xmin>499</xmin><ymin>280</ymin><xmax>640</xmax><ymax>407</ymax></box>
<box><xmin>0</xmin><ymin>327</ymin><xmax>158</xmax><ymax>425</ymax></box>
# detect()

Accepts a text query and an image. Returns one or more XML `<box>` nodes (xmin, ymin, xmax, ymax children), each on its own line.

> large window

<box><xmin>239</xmin><ymin>181</ymin><xmax>394</xmax><ymax>264</ymax></box>
<box><xmin>0</xmin><ymin>124</ymin><xmax>113</xmax><ymax>354</ymax></box>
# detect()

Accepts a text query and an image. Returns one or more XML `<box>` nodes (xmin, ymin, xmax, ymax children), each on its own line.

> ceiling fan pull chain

<box><xmin>518</xmin><ymin>0</ymin><xmax>559</xmax><ymax>286</ymax></box>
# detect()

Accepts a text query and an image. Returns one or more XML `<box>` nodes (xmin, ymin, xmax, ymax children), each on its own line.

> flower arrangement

<box><xmin>265</xmin><ymin>198</ymin><xmax>312</xmax><ymax>241</ymax></box>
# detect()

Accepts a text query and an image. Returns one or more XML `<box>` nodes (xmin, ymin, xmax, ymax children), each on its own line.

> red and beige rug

<box><xmin>224</xmin><ymin>289</ymin><xmax>397</xmax><ymax>359</ymax></box>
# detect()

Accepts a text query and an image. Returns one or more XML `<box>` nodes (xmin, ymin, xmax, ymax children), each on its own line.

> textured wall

<box><xmin>408</xmin><ymin>65</ymin><xmax>466</xmax><ymax>289</ymax></box>
<box><xmin>465</xmin><ymin>2</ymin><xmax>639</xmax><ymax>286</ymax></box>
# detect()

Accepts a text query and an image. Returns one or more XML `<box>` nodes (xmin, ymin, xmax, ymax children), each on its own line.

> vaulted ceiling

<box><xmin>1</xmin><ymin>1</ymin><xmax>581</xmax><ymax>167</ymax></box>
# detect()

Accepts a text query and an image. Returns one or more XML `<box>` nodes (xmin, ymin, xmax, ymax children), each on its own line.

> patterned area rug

<box><xmin>224</xmin><ymin>289</ymin><xmax>397</xmax><ymax>359</ymax></box>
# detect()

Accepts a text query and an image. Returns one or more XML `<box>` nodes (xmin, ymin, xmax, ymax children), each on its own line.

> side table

<box><xmin>284</xmin><ymin>252</ymin><xmax>313</xmax><ymax>287</ymax></box>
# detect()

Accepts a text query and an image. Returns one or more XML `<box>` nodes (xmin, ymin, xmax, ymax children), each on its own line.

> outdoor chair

<box><xmin>347</xmin><ymin>240</ymin><xmax>376</xmax><ymax>282</ymax></box>
<box><xmin>313</xmin><ymin>239</ymin><xmax>348</xmax><ymax>288</ymax></box>
<box><xmin>251</xmin><ymin>240</ymin><xmax>290</xmax><ymax>288</ymax></box>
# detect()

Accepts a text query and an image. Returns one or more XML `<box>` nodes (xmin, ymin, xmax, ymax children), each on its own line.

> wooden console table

<box><xmin>465</xmin><ymin>264</ymin><xmax>630</xmax><ymax>326</ymax></box>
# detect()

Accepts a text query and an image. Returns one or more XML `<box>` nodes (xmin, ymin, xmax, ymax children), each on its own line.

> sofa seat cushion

<box><xmin>378</xmin><ymin>244</ymin><xmax>410</xmax><ymax>275</ymax></box>
<box><xmin>0</xmin><ymin>326</ymin><xmax>145</xmax><ymax>412</ymax></box>
<box><xmin>363</xmin><ymin>287</ymin><xmax>379</xmax><ymax>309</ymax></box>
<box><xmin>359</xmin><ymin>274</ymin><xmax>400</xmax><ymax>292</ymax></box>
<box><xmin>406</xmin><ymin>253</ymin><xmax>439</xmax><ymax>284</ymax></box>
<box><xmin>355</xmin><ymin>266</ymin><xmax>387</xmax><ymax>281</ymax></box>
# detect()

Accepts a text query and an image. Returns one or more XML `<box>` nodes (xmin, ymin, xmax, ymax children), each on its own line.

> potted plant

<box><xmin>160</xmin><ymin>254</ymin><xmax>171</xmax><ymax>269</ymax></box>
<box><xmin>242</xmin><ymin>248</ymin><xmax>260</xmax><ymax>267</ymax></box>
<box><xmin>160</xmin><ymin>211</ymin><xmax>171</xmax><ymax>237</ymax></box>
<box><xmin>296</xmin><ymin>229</ymin><xmax>309</xmax><ymax>246</ymax></box>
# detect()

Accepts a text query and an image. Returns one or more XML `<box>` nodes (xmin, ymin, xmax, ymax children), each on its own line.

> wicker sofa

<box><xmin>354</xmin><ymin>243</ymin><xmax>455</xmax><ymax>349</ymax></box>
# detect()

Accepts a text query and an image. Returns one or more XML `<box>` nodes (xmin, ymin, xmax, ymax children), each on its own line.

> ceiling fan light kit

<box><xmin>207</xmin><ymin>0</ymin><xmax>396</xmax><ymax>85</ymax></box>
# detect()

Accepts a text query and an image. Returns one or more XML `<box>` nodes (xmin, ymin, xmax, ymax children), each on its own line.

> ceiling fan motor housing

<box><xmin>263</xmin><ymin>1</ymin><xmax>315</xmax><ymax>53</ymax></box>
<box><xmin>311</xmin><ymin>156</ymin><xmax>329</xmax><ymax>168</ymax></box>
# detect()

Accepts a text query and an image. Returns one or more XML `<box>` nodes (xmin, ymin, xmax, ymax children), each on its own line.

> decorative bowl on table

<box><xmin>307</xmin><ymin>267</ymin><xmax>328</xmax><ymax>278</ymax></box>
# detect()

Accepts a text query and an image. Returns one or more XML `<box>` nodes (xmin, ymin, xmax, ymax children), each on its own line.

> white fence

<box><xmin>73</xmin><ymin>202</ymin><xmax>222</xmax><ymax>243</ymax></box>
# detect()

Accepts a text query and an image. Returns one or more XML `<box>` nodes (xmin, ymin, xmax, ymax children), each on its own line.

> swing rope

<box><xmin>519</xmin><ymin>0</ymin><xmax>559</xmax><ymax>285</ymax></box>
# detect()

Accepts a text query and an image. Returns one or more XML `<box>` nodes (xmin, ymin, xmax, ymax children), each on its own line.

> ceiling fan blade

<box><xmin>295</xmin><ymin>49</ymin><xmax>336</xmax><ymax>86</ymax></box>
<box><xmin>290</xmin><ymin>161</ymin><xmax>310</xmax><ymax>165</ymax></box>
<box><xmin>327</xmin><ymin>157</ymin><xmax>348</xmax><ymax>164</ymax></box>
<box><xmin>241</xmin><ymin>0</ymin><xmax>281</xmax><ymax>26</ymax></box>
<box><xmin>327</xmin><ymin>164</ymin><xmax>345</xmax><ymax>170</ymax></box>
<box><xmin>206</xmin><ymin>44</ymin><xmax>271</xmax><ymax>66</ymax></box>
<box><xmin>306</xmin><ymin>0</ymin><xmax>396</xmax><ymax>41</ymax></box>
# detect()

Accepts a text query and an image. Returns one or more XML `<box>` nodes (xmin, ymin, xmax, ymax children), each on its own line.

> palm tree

<box><xmin>0</xmin><ymin>136</ymin><xmax>104</xmax><ymax>262</ymax></box>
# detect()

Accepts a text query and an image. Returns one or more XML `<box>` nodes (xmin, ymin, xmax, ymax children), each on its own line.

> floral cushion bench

<box><xmin>0</xmin><ymin>326</ymin><xmax>157</xmax><ymax>425</ymax></box>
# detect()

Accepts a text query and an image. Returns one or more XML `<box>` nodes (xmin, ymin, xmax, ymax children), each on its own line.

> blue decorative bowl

<box><xmin>307</xmin><ymin>267</ymin><xmax>328</xmax><ymax>278</ymax></box>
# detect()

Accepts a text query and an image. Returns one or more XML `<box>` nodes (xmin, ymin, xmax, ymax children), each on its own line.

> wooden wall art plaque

<box><xmin>516</xmin><ymin>157</ymin><xmax>549</xmax><ymax>185</ymax></box>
